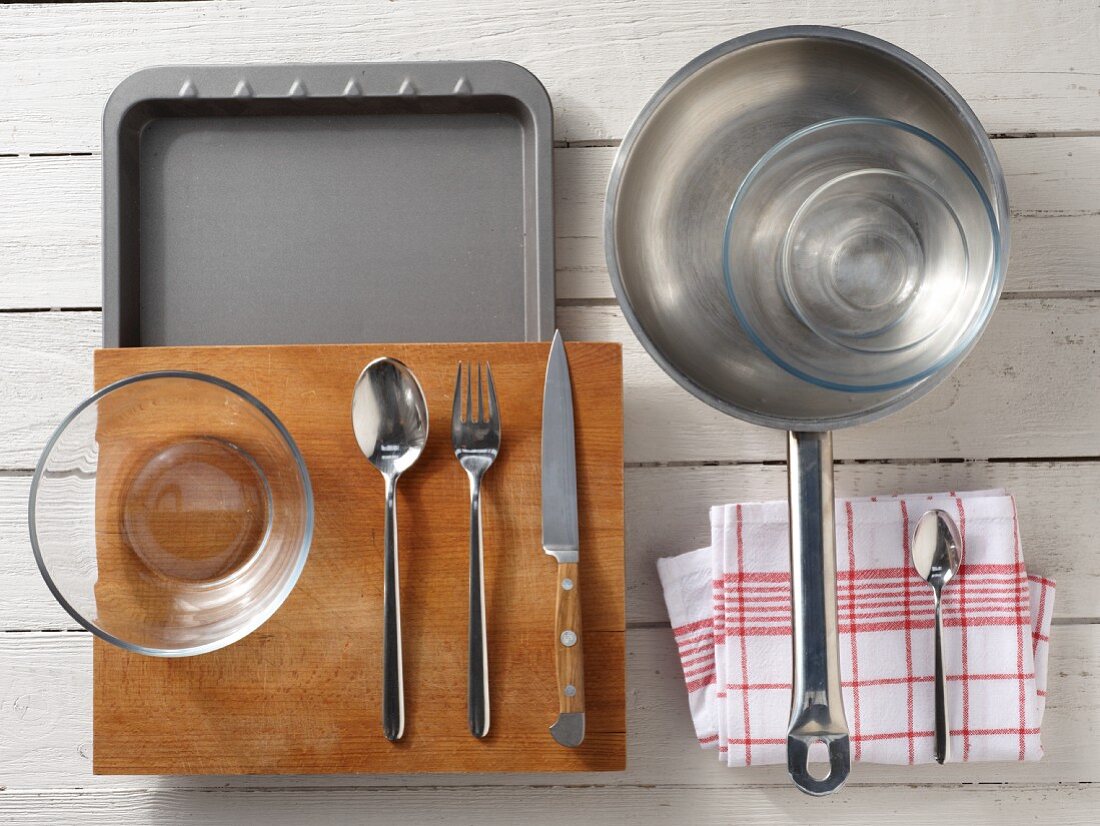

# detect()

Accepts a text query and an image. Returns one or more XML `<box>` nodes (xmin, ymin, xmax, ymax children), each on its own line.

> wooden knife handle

<box><xmin>554</xmin><ymin>562</ymin><xmax>585</xmax><ymax>713</ymax></box>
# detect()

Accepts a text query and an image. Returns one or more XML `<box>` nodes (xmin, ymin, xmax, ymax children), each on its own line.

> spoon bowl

<box><xmin>353</xmin><ymin>358</ymin><xmax>430</xmax><ymax>477</ymax></box>
<box><xmin>912</xmin><ymin>509</ymin><xmax>962</xmax><ymax>588</ymax></box>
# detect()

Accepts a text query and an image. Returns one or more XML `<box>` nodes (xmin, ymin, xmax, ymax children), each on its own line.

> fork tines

<box><xmin>452</xmin><ymin>361</ymin><xmax>499</xmax><ymax>428</ymax></box>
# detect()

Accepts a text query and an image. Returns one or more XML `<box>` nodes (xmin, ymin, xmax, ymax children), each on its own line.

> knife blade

<box><xmin>541</xmin><ymin>329</ymin><xmax>585</xmax><ymax>748</ymax></box>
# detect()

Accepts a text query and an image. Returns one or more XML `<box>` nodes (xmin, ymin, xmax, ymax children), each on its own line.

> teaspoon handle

<box><xmin>934</xmin><ymin>591</ymin><xmax>948</xmax><ymax>764</ymax></box>
<box><xmin>382</xmin><ymin>473</ymin><xmax>405</xmax><ymax>742</ymax></box>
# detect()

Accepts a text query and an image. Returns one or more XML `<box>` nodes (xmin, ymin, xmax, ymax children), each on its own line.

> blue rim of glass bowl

<box><xmin>27</xmin><ymin>370</ymin><xmax>315</xmax><ymax>658</ymax></box>
<box><xmin>722</xmin><ymin>116</ymin><xmax>1004</xmax><ymax>394</ymax></box>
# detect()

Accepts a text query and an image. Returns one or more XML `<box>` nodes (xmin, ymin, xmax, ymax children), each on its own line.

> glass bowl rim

<box><xmin>722</xmin><ymin>115</ymin><xmax>1004</xmax><ymax>393</ymax></box>
<box><xmin>28</xmin><ymin>369</ymin><xmax>315</xmax><ymax>657</ymax></box>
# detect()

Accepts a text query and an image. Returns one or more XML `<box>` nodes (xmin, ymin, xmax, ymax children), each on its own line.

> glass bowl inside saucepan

<box><xmin>723</xmin><ymin>117</ymin><xmax>1002</xmax><ymax>392</ymax></box>
<box><xmin>29</xmin><ymin>371</ymin><xmax>313</xmax><ymax>656</ymax></box>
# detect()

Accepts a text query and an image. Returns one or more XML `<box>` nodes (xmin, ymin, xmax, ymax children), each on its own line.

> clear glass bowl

<box><xmin>723</xmin><ymin>117</ymin><xmax>1002</xmax><ymax>392</ymax></box>
<box><xmin>29</xmin><ymin>371</ymin><xmax>313</xmax><ymax>656</ymax></box>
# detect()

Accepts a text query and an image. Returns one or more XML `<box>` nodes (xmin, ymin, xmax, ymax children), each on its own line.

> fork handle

<box><xmin>468</xmin><ymin>475</ymin><xmax>490</xmax><ymax>739</ymax></box>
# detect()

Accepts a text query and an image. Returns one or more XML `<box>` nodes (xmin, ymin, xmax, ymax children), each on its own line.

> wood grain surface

<box><xmin>2</xmin><ymin>1</ymin><xmax>1098</xmax><ymax>821</ymax></box>
<box><xmin>91</xmin><ymin>342</ymin><xmax>624</xmax><ymax>774</ymax></box>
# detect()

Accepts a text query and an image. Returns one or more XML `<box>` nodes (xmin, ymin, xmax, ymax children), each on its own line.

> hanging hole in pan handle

<box><xmin>788</xmin><ymin>733</ymin><xmax>850</xmax><ymax>796</ymax></box>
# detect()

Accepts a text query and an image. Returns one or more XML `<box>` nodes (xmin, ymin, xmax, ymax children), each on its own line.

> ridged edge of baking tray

<box><xmin>101</xmin><ymin>61</ymin><xmax>554</xmax><ymax>346</ymax></box>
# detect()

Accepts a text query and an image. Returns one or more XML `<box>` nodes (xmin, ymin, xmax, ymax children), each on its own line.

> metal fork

<box><xmin>451</xmin><ymin>361</ymin><xmax>501</xmax><ymax>739</ymax></box>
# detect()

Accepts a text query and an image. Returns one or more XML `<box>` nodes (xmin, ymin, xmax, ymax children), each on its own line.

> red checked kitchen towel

<box><xmin>657</xmin><ymin>490</ymin><xmax>1055</xmax><ymax>765</ymax></box>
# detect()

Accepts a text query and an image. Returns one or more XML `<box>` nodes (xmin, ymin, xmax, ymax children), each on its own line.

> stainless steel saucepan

<box><xmin>605</xmin><ymin>26</ymin><xmax>1009</xmax><ymax>794</ymax></box>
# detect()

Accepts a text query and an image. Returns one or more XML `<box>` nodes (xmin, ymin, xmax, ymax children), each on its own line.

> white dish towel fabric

<box><xmin>657</xmin><ymin>490</ymin><xmax>1055</xmax><ymax>765</ymax></box>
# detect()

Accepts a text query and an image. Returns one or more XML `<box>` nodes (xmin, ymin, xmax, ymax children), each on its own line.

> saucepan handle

<box><xmin>786</xmin><ymin>431</ymin><xmax>850</xmax><ymax>795</ymax></box>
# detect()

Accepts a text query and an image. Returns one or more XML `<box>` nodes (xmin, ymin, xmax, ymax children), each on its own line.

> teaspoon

<box><xmin>911</xmin><ymin>508</ymin><xmax>962</xmax><ymax>764</ymax></box>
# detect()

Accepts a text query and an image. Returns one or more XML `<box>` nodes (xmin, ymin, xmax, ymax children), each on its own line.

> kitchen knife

<box><xmin>541</xmin><ymin>330</ymin><xmax>585</xmax><ymax>748</ymax></box>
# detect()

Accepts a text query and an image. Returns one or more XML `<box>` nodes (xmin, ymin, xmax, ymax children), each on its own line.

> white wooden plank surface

<box><xmin>3</xmin><ymin>137</ymin><xmax>1098</xmax><ymax>309</ymax></box>
<box><xmin>0</xmin><ymin>155</ymin><xmax>99</xmax><ymax>309</ymax></box>
<box><xmin>2</xmin><ymin>300</ymin><xmax>1097</xmax><ymax>465</ymax></box>
<box><xmin>0</xmin><ymin>0</ymin><xmax>1096</xmax><ymax>820</ymax></box>
<box><xmin>0</xmin><ymin>784</ymin><xmax>1096</xmax><ymax>826</ymax></box>
<box><xmin>0</xmin><ymin>311</ymin><xmax>98</xmax><ymax>469</ymax></box>
<box><xmin>3</xmin><ymin>462</ymin><xmax>1095</xmax><ymax>633</ymax></box>
<box><xmin>560</xmin><ymin>300</ymin><xmax>1100</xmax><ymax>463</ymax></box>
<box><xmin>0</xmin><ymin>475</ymin><xmax>73</xmax><ymax>631</ymax></box>
<box><xmin>2</xmin><ymin>784</ymin><xmax>1097</xmax><ymax>826</ymax></box>
<box><xmin>0</xmin><ymin>300</ymin><xmax>1096</xmax><ymax>470</ymax></box>
<box><xmin>1</xmin><ymin>0</ymin><xmax>1098</xmax><ymax>153</ymax></box>
<box><xmin>0</xmin><ymin>627</ymin><xmax>1096</xmax><ymax>790</ymax></box>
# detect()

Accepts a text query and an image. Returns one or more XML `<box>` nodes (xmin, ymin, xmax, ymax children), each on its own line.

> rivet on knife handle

<box><xmin>551</xmin><ymin>562</ymin><xmax>585</xmax><ymax>747</ymax></box>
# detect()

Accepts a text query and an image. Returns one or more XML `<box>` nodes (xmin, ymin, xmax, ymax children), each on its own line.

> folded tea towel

<box><xmin>657</xmin><ymin>490</ymin><xmax>1055</xmax><ymax>765</ymax></box>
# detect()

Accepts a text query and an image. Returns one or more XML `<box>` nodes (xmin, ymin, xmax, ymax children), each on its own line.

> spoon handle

<box><xmin>468</xmin><ymin>474</ymin><xmax>490</xmax><ymax>738</ymax></box>
<box><xmin>382</xmin><ymin>474</ymin><xmax>405</xmax><ymax>742</ymax></box>
<box><xmin>934</xmin><ymin>591</ymin><xmax>949</xmax><ymax>763</ymax></box>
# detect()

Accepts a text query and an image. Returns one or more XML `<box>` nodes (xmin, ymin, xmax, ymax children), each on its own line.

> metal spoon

<box><xmin>911</xmin><ymin>508</ymin><xmax>962</xmax><ymax>764</ymax></box>
<box><xmin>352</xmin><ymin>357</ymin><xmax>429</xmax><ymax>742</ymax></box>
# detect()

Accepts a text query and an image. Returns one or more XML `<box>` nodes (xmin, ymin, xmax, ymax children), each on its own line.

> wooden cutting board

<box><xmin>92</xmin><ymin>342</ymin><xmax>624</xmax><ymax>774</ymax></box>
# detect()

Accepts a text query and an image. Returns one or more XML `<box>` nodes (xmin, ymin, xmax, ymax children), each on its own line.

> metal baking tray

<box><xmin>102</xmin><ymin>62</ymin><xmax>554</xmax><ymax>346</ymax></box>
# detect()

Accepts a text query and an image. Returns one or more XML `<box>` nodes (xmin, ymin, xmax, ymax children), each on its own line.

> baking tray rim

<box><xmin>101</xmin><ymin>60</ymin><xmax>555</xmax><ymax>347</ymax></box>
